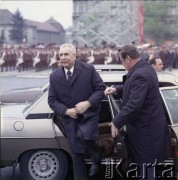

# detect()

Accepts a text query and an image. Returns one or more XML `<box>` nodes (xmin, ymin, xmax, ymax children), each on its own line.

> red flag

<box><xmin>139</xmin><ymin>0</ymin><xmax>144</xmax><ymax>45</ymax></box>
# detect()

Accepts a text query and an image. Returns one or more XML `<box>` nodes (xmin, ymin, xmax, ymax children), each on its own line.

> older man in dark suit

<box><xmin>48</xmin><ymin>43</ymin><xmax>105</xmax><ymax>180</ymax></box>
<box><xmin>105</xmin><ymin>44</ymin><xmax>171</xmax><ymax>179</ymax></box>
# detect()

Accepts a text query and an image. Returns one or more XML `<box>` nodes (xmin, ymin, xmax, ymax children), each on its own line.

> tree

<box><xmin>0</xmin><ymin>30</ymin><xmax>5</xmax><ymax>45</ymax></box>
<box><xmin>9</xmin><ymin>9</ymin><xmax>26</xmax><ymax>44</ymax></box>
<box><xmin>143</xmin><ymin>1</ymin><xmax>178</xmax><ymax>44</ymax></box>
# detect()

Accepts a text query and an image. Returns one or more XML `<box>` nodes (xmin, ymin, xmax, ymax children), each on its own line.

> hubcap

<box><xmin>28</xmin><ymin>151</ymin><xmax>59</xmax><ymax>180</ymax></box>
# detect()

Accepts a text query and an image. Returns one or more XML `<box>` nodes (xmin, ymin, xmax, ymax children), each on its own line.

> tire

<box><xmin>19</xmin><ymin>150</ymin><xmax>68</xmax><ymax>180</ymax></box>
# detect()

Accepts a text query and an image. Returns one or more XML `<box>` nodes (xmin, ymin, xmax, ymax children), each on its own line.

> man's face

<box><xmin>153</xmin><ymin>58</ymin><xmax>164</xmax><ymax>72</ymax></box>
<box><xmin>59</xmin><ymin>46</ymin><xmax>76</xmax><ymax>70</ymax></box>
<box><xmin>119</xmin><ymin>54</ymin><xmax>132</xmax><ymax>71</ymax></box>
<box><xmin>120</xmin><ymin>58</ymin><xmax>129</xmax><ymax>70</ymax></box>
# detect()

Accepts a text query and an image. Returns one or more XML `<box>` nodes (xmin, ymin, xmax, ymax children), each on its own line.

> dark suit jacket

<box><xmin>48</xmin><ymin>60</ymin><xmax>105</xmax><ymax>153</ymax></box>
<box><xmin>114</xmin><ymin>60</ymin><xmax>171</xmax><ymax>164</ymax></box>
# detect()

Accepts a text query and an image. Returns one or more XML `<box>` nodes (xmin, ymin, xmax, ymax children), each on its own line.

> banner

<box><xmin>139</xmin><ymin>0</ymin><xmax>144</xmax><ymax>45</ymax></box>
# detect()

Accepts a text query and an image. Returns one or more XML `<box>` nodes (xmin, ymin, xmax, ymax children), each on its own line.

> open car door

<box><xmin>107</xmin><ymin>94</ymin><xmax>129</xmax><ymax>173</ymax></box>
<box><xmin>159</xmin><ymin>86</ymin><xmax>178</xmax><ymax>176</ymax></box>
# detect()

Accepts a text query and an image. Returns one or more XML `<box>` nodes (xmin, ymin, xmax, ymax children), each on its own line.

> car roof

<box><xmin>157</xmin><ymin>73</ymin><xmax>178</xmax><ymax>86</ymax></box>
<box><xmin>99</xmin><ymin>71</ymin><xmax>125</xmax><ymax>83</ymax></box>
<box><xmin>98</xmin><ymin>71</ymin><xmax>178</xmax><ymax>86</ymax></box>
<box><xmin>94</xmin><ymin>64</ymin><xmax>127</xmax><ymax>72</ymax></box>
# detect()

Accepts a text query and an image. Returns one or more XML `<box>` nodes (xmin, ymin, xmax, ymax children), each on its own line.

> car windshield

<box><xmin>161</xmin><ymin>87</ymin><xmax>178</xmax><ymax>125</ymax></box>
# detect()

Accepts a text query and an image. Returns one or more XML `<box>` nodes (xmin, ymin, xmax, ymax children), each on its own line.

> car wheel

<box><xmin>19</xmin><ymin>150</ymin><xmax>68</xmax><ymax>180</ymax></box>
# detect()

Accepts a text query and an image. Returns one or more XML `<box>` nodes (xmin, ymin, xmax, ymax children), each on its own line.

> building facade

<box><xmin>0</xmin><ymin>9</ymin><xmax>65</xmax><ymax>46</ymax></box>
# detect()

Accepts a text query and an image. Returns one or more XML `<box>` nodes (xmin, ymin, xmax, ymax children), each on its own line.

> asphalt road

<box><xmin>1</xmin><ymin>165</ymin><xmax>23</xmax><ymax>180</ymax></box>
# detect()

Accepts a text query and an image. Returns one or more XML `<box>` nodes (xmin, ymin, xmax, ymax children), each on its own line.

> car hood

<box><xmin>3</xmin><ymin>86</ymin><xmax>41</xmax><ymax>93</ymax></box>
<box><xmin>1</xmin><ymin>104</ymin><xmax>29</xmax><ymax>118</ymax></box>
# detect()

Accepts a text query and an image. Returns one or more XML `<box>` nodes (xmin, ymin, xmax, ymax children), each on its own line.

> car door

<box><xmin>159</xmin><ymin>86</ymin><xmax>178</xmax><ymax>175</ymax></box>
<box><xmin>24</xmin><ymin>92</ymin><xmax>70</xmax><ymax>151</ymax></box>
<box><xmin>107</xmin><ymin>94</ymin><xmax>129</xmax><ymax>170</ymax></box>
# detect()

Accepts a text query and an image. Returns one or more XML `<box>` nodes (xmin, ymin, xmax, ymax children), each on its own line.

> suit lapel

<box><xmin>55</xmin><ymin>66</ymin><xmax>69</xmax><ymax>87</ymax></box>
<box><xmin>70</xmin><ymin>61</ymin><xmax>81</xmax><ymax>85</ymax></box>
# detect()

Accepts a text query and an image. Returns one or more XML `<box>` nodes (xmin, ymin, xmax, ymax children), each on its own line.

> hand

<box><xmin>104</xmin><ymin>86</ymin><xmax>116</xmax><ymax>96</ymax></box>
<box><xmin>109</xmin><ymin>122</ymin><xmax>119</xmax><ymax>138</ymax></box>
<box><xmin>75</xmin><ymin>101</ymin><xmax>91</xmax><ymax>114</ymax></box>
<box><xmin>65</xmin><ymin>108</ymin><xmax>78</xmax><ymax>119</ymax></box>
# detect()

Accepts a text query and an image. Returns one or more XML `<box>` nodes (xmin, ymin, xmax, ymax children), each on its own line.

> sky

<box><xmin>0</xmin><ymin>0</ymin><xmax>73</xmax><ymax>28</ymax></box>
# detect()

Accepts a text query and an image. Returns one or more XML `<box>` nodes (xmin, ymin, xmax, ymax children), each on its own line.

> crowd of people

<box><xmin>140</xmin><ymin>45</ymin><xmax>178</xmax><ymax>72</ymax></box>
<box><xmin>0</xmin><ymin>47</ymin><xmax>59</xmax><ymax>72</ymax></box>
<box><xmin>0</xmin><ymin>44</ymin><xmax>178</xmax><ymax>73</ymax></box>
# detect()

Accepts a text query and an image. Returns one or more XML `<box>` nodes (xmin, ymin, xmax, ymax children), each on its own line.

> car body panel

<box><xmin>1</xmin><ymin>117</ymin><xmax>57</xmax><ymax>138</ymax></box>
<box><xmin>0</xmin><ymin>138</ymin><xmax>60</xmax><ymax>167</ymax></box>
<box><xmin>1</xmin><ymin>119</ymin><xmax>70</xmax><ymax>167</ymax></box>
<box><xmin>2</xmin><ymin>104</ymin><xmax>27</xmax><ymax>118</ymax></box>
<box><xmin>1</xmin><ymin>101</ymin><xmax>70</xmax><ymax>167</ymax></box>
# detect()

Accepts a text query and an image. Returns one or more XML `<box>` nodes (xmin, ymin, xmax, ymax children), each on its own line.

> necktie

<box><xmin>67</xmin><ymin>70</ymin><xmax>72</xmax><ymax>83</ymax></box>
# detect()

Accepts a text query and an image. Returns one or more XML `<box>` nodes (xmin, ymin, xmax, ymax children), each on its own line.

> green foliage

<box><xmin>0</xmin><ymin>30</ymin><xmax>5</xmax><ymax>45</ymax></box>
<box><xmin>9</xmin><ymin>9</ymin><xmax>26</xmax><ymax>44</ymax></box>
<box><xmin>143</xmin><ymin>1</ymin><xmax>178</xmax><ymax>44</ymax></box>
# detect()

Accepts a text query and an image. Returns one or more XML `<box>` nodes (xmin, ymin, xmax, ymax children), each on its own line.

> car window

<box><xmin>107</xmin><ymin>94</ymin><xmax>122</xmax><ymax>118</ymax></box>
<box><xmin>99</xmin><ymin>98</ymin><xmax>112</xmax><ymax>124</ymax></box>
<box><xmin>99</xmin><ymin>95</ymin><xmax>122</xmax><ymax>124</ymax></box>
<box><xmin>160</xmin><ymin>87</ymin><xmax>178</xmax><ymax>125</ymax></box>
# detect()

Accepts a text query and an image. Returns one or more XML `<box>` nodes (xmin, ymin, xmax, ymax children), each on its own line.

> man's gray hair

<box><xmin>60</xmin><ymin>43</ymin><xmax>76</xmax><ymax>54</ymax></box>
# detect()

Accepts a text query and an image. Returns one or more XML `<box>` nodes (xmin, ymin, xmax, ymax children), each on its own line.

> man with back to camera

<box><xmin>48</xmin><ymin>43</ymin><xmax>105</xmax><ymax>180</ymax></box>
<box><xmin>104</xmin><ymin>43</ymin><xmax>171</xmax><ymax>179</ymax></box>
<box><xmin>149</xmin><ymin>56</ymin><xmax>164</xmax><ymax>72</ymax></box>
